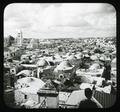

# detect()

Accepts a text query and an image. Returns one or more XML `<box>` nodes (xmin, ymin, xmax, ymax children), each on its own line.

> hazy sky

<box><xmin>4</xmin><ymin>3</ymin><xmax>116</xmax><ymax>38</ymax></box>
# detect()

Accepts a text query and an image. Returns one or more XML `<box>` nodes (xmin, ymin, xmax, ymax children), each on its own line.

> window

<box><xmin>24</xmin><ymin>95</ymin><xmax>27</xmax><ymax>99</ymax></box>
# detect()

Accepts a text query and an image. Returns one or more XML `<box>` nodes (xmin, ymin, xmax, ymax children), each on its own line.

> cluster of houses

<box><xmin>4</xmin><ymin>35</ymin><xmax>116</xmax><ymax>108</ymax></box>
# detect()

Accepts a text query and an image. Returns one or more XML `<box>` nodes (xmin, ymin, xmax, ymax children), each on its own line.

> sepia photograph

<box><xmin>4</xmin><ymin>3</ymin><xmax>116</xmax><ymax>109</ymax></box>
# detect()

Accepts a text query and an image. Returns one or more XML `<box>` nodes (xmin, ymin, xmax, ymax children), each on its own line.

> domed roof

<box><xmin>112</xmin><ymin>58</ymin><xmax>116</xmax><ymax>63</ymax></box>
<box><xmin>55</xmin><ymin>60</ymin><xmax>73</xmax><ymax>71</ymax></box>
<box><xmin>106</xmin><ymin>57</ymin><xmax>111</xmax><ymax>61</ymax></box>
<box><xmin>84</xmin><ymin>54</ymin><xmax>90</xmax><ymax>58</ymax></box>
<box><xmin>17</xmin><ymin>77</ymin><xmax>45</xmax><ymax>90</ymax></box>
<box><xmin>31</xmin><ymin>55</ymin><xmax>36</xmax><ymax>59</ymax></box>
<box><xmin>112</xmin><ymin>51</ymin><xmax>116</xmax><ymax>55</ymax></box>
<box><xmin>36</xmin><ymin>59</ymin><xmax>49</xmax><ymax>67</ymax></box>
<box><xmin>89</xmin><ymin>63</ymin><xmax>100</xmax><ymax>70</ymax></box>
<box><xmin>16</xmin><ymin>70</ymin><xmax>32</xmax><ymax>77</ymax></box>
<box><xmin>90</xmin><ymin>55</ymin><xmax>98</xmax><ymax>61</ymax></box>
<box><xmin>67</xmin><ymin>54</ymin><xmax>77</xmax><ymax>60</ymax></box>
<box><xmin>59</xmin><ymin>60</ymin><xmax>72</xmax><ymax>67</ymax></box>
<box><xmin>83</xmin><ymin>50</ymin><xmax>89</xmax><ymax>54</ymax></box>
<box><xmin>66</xmin><ymin>52</ymin><xmax>71</xmax><ymax>56</ymax></box>
<box><xmin>99</xmin><ymin>56</ymin><xmax>105</xmax><ymax>61</ymax></box>
<box><xmin>75</xmin><ymin>53</ymin><xmax>83</xmax><ymax>59</ymax></box>
<box><xmin>54</xmin><ymin>54</ymin><xmax>62</xmax><ymax>59</ymax></box>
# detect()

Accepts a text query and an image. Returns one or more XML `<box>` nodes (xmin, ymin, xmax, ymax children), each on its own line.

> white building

<box><xmin>16</xmin><ymin>30</ymin><xmax>23</xmax><ymax>46</ymax></box>
<box><xmin>36</xmin><ymin>59</ymin><xmax>55</xmax><ymax>79</ymax></box>
<box><xmin>14</xmin><ymin>77</ymin><xmax>45</xmax><ymax>105</ymax></box>
<box><xmin>54</xmin><ymin>60</ymin><xmax>76</xmax><ymax>82</ymax></box>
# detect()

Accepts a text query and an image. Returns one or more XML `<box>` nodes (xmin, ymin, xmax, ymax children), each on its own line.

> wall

<box><xmin>14</xmin><ymin>90</ymin><xmax>26</xmax><ymax>104</ymax></box>
<box><xmin>38</xmin><ymin>95</ymin><xmax>59</xmax><ymax>108</ymax></box>
<box><xmin>14</xmin><ymin>90</ymin><xmax>39</xmax><ymax>105</ymax></box>
<box><xmin>46</xmin><ymin>96</ymin><xmax>59</xmax><ymax>108</ymax></box>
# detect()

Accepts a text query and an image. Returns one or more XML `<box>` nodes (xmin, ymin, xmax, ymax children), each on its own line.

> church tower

<box><xmin>16</xmin><ymin>30</ymin><xmax>23</xmax><ymax>46</ymax></box>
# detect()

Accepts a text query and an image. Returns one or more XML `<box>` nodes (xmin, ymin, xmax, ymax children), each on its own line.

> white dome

<box><xmin>83</xmin><ymin>50</ymin><xmax>88</xmax><ymax>54</ymax></box>
<box><xmin>75</xmin><ymin>53</ymin><xmax>83</xmax><ymax>59</ymax></box>
<box><xmin>106</xmin><ymin>57</ymin><xmax>111</xmax><ymax>61</ymax></box>
<box><xmin>84</xmin><ymin>54</ymin><xmax>90</xmax><ymax>58</ymax></box>
<box><xmin>36</xmin><ymin>59</ymin><xmax>48</xmax><ymax>67</ymax></box>
<box><xmin>16</xmin><ymin>70</ymin><xmax>32</xmax><ymax>77</ymax></box>
<box><xmin>67</xmin><ymin>55</ymin><xmax>77</xmax><ymax>60</ymax></box>
<box><xmin>89</xmin><ymin>63</ymin><xmax>100</xmax><ymax>70</ymax></box>
<box><xmin>55</xmin><ymin>60</ymin><xmax>73</xmax><ymax>71</ymax></box>
<box><xmin>90</xmin><ymin>55</ymin><xmax>98</xmax><ymax>60</ymax></box>
<box><xmin>112</xmin><ymin>51</ymin><xmax>116</xmax><ymax>54</ymax></box>
<box><xmin>112</xmin><ymin>58</ymin><xmax>116</xmax><ymax>63</ymax></box>
<box><xmin>99</xmin><ymin>56</ymin><xmax>105</xmax><ymax>61</ymax></box>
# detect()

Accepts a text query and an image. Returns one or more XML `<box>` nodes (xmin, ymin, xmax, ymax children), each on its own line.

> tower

<box><xmin>16</xmin><ymin>30</ymin><xmax>23</xmax><ymax>46</ymax></box>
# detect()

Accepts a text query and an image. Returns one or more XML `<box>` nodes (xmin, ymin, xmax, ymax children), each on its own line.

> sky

<box><xmin>4</xmin><ymin>3</ymin><xmax>116</xmax><ymax>39</ymax></box>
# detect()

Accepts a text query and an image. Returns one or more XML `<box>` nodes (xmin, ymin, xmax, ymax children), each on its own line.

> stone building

<box><xmin>54</xmin><ymin>60</ymin><xmax>76</xmax><ymax>83</ymax></box>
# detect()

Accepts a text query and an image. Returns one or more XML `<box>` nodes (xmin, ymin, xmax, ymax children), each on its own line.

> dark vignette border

<box><xmin>0</xmin><ymin>0</ymin><xmax>120</xmax><ymax>112</ymax></box>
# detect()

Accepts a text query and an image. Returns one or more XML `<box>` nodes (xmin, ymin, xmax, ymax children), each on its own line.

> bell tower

<box><xmin>16</xmin><ymin>30</ymin><xmax>23</xmax><ymax>46</ymax></box>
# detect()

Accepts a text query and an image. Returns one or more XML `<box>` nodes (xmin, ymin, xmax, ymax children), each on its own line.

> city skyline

<box><xmin>4</xmin><ymin>3</ymin><xmax>116</xmax><ymax>39</ymax></box>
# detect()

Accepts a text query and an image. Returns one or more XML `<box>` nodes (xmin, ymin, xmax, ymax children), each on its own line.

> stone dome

<box><xmin>89</xmin><ymin>63</ymin><xmax>100</xmax><ymax>70</ymax></box>
<box><xmin>55</xmin><ymin>60</ymin><xmax>73</xmax><ymax>71</ymax></box>
<box><xmin>75</xmin><ymin>53</ymin><xmax>83</xmax><ymax>59</ymax></box>
<box><xmin>67</xmin><ymin>54</ymin><xmax>77</xmax><ymax>60</ymax></box>
<box><xmin>37</xmin><ymin>59</ymin><xmax>49</xmax><ymax>67</ymax></box>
